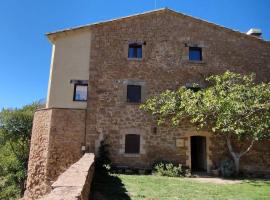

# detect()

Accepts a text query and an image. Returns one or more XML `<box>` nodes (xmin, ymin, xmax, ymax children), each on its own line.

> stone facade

<box><xmin>85</xmin><ymin>9</ymin><xmax>270</xmax><ymax>170</ymax></box>
<box><xmin>25</xmin><ymin>110</ymin><xmax>52</xmax><ymax>199</ymax></box>
<box><xmin>25</xmin><ymin>108</ymin><xmax>86</xmax><ymax>199</ymax></box>
<box><xmin>39</xmin><ymin>153</ymin><xmax>95</xmax><ymax>200</ymax></box>
<box><xmin>26</xmin><ymin>8</ymin><xmax>270</xmax><ymax>199</ymax></box>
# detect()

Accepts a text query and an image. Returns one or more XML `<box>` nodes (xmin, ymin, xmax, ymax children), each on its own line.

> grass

<box><xmin>90</xmin><ymin>172</ymin><xmax>270</xmax><ymax>200</ymax></box>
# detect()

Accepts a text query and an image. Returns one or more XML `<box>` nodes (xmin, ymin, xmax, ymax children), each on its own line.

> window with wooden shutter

<box><xmin>127</xmin><ymin>85</ymin><xmax>141</xmax><ymax>103</ymax></box>
<box><xmin>125</xmin><ymin>134</ymin><xmax>140</xmax><ymax>154</ymax></box>
<box><xmin>128</xmin><ymin>43</ymin><xmax>142</xmax><ymax>59</ymax></box>
<box><xmin>189</xmin><ymin>47</ymin><xmax>202</xmax><ymax>61</ymax></box>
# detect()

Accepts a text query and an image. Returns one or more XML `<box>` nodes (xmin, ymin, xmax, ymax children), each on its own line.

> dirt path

<box><xmin>190</xmin><ymin>177</ymin><xmax>242</xmax><ymax>184</ymax></box>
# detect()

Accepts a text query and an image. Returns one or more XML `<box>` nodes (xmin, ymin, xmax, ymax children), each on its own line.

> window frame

<box><xmin>189</xmin><ymin>47</ymin><xmax>203</xmax><ymax>61</ymax></box>
<box><xmin>124</xmin><ymin>134</ymin><xmax>141</xmax><ymax>154</ymax></box>
<box><xmin>73</xmin><ymin>83</ymin><xmax>88</xmax><ymax>102</ymax></box>
<box><xmin>128</xmin><ymin>43</ymin><xmax>143</xmax><ymax>59</ymax></box>
<box><xmin>126</xmin><ymin>84</ymin><xmax>142</xmax><ymax>103</ymax></box>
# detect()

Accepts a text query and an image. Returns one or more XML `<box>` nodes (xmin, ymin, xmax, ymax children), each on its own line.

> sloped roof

<box><xmin>46</xmin><ymin>8</ymin><xmax>269</xmax><ymax>44</ymax></box>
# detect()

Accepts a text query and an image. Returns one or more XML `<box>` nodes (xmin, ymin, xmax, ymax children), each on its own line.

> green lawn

<box><xmin>90</xmin><ymin>172</ymin><xmax>270</xmax><ymax>200</ymax></box>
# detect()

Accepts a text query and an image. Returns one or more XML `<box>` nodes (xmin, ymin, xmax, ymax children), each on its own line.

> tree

<box><xmin>141</xmin><ymin>71</ymin><xmax>270</xmax><ymax>174</ymax></box>
<box><xmin>0</xmin><ymin>103</ymin><xmax>43</xmax><ymax>199</ymax></box>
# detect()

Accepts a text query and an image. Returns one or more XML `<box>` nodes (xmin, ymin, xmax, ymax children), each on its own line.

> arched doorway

<box><xmin>190</xmin><ymin>136</ymin><xmax>207</xmax><ymax>171</ymax></box>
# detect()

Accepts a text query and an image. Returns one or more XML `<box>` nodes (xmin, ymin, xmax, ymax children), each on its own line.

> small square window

<box><xmin>187</xmin><ymin>86</ymin><xmax>201</xmax><ymax>92</ymax></box>
<box><xmin>189</xmin><ymin>47</ymin><xmax>202</xmax><ymax>61</ymax></box>
<box><xmin>128</xmin><ymin>43</ymin><xmax>142</xmax><ymax>59</ymax></box>
<box><xmin>73</xmin><ymin>84</ymin><xmax>88</xmax><ymax>101</ymax></box>
<box><xmin>127</xmin><ymin>85</ymin><xmax>141</xmax><ymax>103</ymax></box>
<box><xmin>125</xmin><ymin>134</ymin><xmax>140</xmax><ymax>154</ymax></box>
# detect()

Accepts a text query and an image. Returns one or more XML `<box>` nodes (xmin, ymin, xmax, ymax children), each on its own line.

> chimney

<box><xmin>246</xmin><ymin>28</ymin><xmax>262</xmax><ymax>38</ymax></box>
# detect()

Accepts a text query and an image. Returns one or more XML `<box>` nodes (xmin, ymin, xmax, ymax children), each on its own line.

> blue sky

<box><xmin>0</xmin><ymin>0</ymin><xmax>269</xmax><ymax>109</ymax></box>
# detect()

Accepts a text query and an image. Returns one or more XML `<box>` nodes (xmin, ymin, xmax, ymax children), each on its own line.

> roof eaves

<box><xmin>166</xmin><ymin>9</ymin><xmax>270</xmax><ymax>45</ymax></box>
<box><xmin>46</xmin><ymin>7</ymin><xmax>270</xmax><ymax>45</ymax></box>
<box><xmin>46</xmin><ymin>8</ymin><xmax>167</xmax><ymax>42</ymax></box>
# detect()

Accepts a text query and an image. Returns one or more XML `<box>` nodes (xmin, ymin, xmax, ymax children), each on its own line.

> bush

<box><xmin>153</xmin><ymin>162</ymin><xmax>190</xmax><ymax>177</ymax></box>
<box><xmin>0</xmin><ymin>103</ymin><xmax>42</xmax><ymax>198</ymax></box>
<box><xmin>220</xmin><ymin>159</ymin><xmax>235</xmax><ymax>177</ymax></box>
<box><xmin>95</xmin><ymin>139</ymin><xmax>111</xmax><ymax>172</ymax></box>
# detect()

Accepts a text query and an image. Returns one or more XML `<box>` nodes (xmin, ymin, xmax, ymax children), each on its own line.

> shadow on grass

<box><xmin>241</xmin><ymin>179</ymin><xmax>270</xmax><ymax>187</ymax></box>
<box><xmin>89</xmin><ymin>170</ymin><xmax>131</xmax><ymax>200</ymax></box>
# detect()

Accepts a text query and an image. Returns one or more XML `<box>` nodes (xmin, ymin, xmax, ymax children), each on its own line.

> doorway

<box><xmin>191</xmin><ymin>136</ymin><xmax>207</xmax><ymax>171</ymax></box>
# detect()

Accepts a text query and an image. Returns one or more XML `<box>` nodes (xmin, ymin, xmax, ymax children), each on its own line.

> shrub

<box><xmin>153</xmin><ymin>162</ymin><xmax>190</xmax><ymax>177</ymax></box>
<box><xmin>95</xmin><ymin>139</ymin><xmax>111</xmax><ymax>172</ymax></box>
<box><xmin>0</xmin><ymin>103</ymin><xmax>42</xmax><ymax>198</ymax></box>
<box><xmin>220</xmin><ymin>159</ymin><xmax>235</xmax><ymax>177</ymax></box>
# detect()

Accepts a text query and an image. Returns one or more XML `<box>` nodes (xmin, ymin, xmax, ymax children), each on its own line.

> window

<box><xmin>189</xmin><ymin>47</ymin><xmax>202</xmax><ymax>61</ymax></box>
<box><xmin>186</xmin><ymin>83</ymin><xmax>202</xmax><ymax>92</ymax></box>
<box><xmin>125</xmin><ymin>134</ymin><xmax>140</xmax><ymax>154</ymax></box>
<box><xmin>73</xmin><ymin>84</ymin><xmax>88</xmax><ymax>101</ymax></box>
<box><xmin>187</xmin><ymin>86</ymin><xmax>201</xmax><ymax>92</ymax></box>
<box><xmin>152</xmin><ymin>127</ymin><xmax>157</xmax><ymax>134</ymax></box>
<box><xmin>128</xmin><ymin>43</ymin><xmax>142</xmax><ymax>59</ymax></box>
<box><xmin>127</xmin><ymin>85</ymin><xmax>141</xmax><ymax>103</ymax></box>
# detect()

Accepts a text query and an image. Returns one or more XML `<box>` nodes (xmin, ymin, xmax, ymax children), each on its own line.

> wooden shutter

<box><xmin>125</xmin><ymin>134</ymin><xmax>140</xmax><ymax>154</ymax></box>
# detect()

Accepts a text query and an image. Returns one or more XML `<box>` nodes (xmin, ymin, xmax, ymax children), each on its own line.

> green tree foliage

<box><xmin>141</xmin><ymin>71</ymin><xmax>270</xmax><ymax>174</ymax></box>
<box><xmin>0</xmin><ymin>103</ymin><xmax>42</xmax><ymax>199</ymax></box>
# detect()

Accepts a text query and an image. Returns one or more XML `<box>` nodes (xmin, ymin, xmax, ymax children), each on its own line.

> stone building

<box><xmin>25</xmin><ymin>8</ymin><xmax>270</xmax><ymax>199</ymax></box>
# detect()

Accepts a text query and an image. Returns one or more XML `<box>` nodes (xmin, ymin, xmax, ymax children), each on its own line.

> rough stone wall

<box><xmin>46</xmin><ymin>108</ymin><xmax>86</xmax><ymax>181</ymax></box>
<box><xmin>25</xmin><ymin>110</ymin><xmax>52</xmax><ymax>199</ymax></box>
<box><xmin>86</xmin><ymin>9</ymin><xmax>270</xmax><ymax>171</ymax></box>
<box><xmin>24</xmin><ymin>108</ymin><xmax>86</xmax><ymax>199</ymax></box>
<box><xmin>25</xmin><ymin>11</ymin><xmax>270</xmax><ymax>199</ymax></box>
<box><xmin>210</xmin><ymin>136</ymin><xmax>270</xmax><ymax>173</ymax></box>
<box><xmin>39</xmin><ymin>153</ymin><xmax>95</xmax><ymax>200</ymax></box>
<box><xmin>243</xmin><ymin>141</ymin><xmax>270</xmax><ymax>173</ymax></box>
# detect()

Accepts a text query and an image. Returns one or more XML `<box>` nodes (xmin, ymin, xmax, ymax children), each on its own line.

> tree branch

<box><xmin>226</xmin><ymin>135</ymin><xmax>238</xmax><ymax>158</ymax></box>
<box><xmin>226</xmin><ymin>135</ymin><xmax>255</xmax><ymax>159</ymax></box>
<box><xmin>9</xmin><ymin>142</ymin><xmax>21</xmax><ymax>161</ymax></box>
<box><xmin>239</xmin><ymin>140</ymin><xmax>255</xmax><ymax>157</ymax></box>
